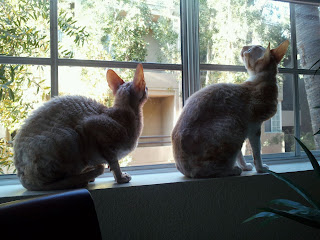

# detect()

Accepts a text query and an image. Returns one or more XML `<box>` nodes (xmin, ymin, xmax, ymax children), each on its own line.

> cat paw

<box><xmin>240</xmin><ymin>163</ymin><xmax>253</xmax><ymax>171</ymax></box>
<box><xmin>256</xmin><ymin>164</ymin><xmax>269</xmax><ymax>173</ymax></box>
<box><xmin>116</xmin><ymin>172</ymin><xmax>132</xmax><ymax>184</ymax></box>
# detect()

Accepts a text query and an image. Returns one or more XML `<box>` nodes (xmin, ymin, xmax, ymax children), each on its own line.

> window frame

<box><xmin>0</xmin><ymin>0</ymin><xmax>319</xmax><ymax>170</ymax></box>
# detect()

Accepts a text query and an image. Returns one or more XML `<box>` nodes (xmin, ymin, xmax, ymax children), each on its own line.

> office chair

<box><xmin>0</xmin><ymin>189</ymin><xmax>102</xmax><ymax>240</ymax></box>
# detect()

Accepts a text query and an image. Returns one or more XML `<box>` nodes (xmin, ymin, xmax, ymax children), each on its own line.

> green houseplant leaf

<box><xmin>270</xmin><ymin>199</ymin><xmax>311</xmax><ymax>210</ymax></box>
<box><xmin>258</xmin><ymin>207</ymin><xmax>320</xmax><ymax>229</ymax></box>
<box><xmin>244</xmin><ymin>135</ymin><xmax>320</xmax><ymax>228</ymax></box>
<box><xmin>267</xmin><ymin>170</ymin><xmax>320</xmax><ymax>210</ymax></box>
<box><xmin>243</xmin><ymin>211</ymin><xmax>279</xmax><ymax>224</ymax></box>
<box><xmin>294</xmin><ymin>137</ymin><xmax>320</xmax><ymax>178</ymax></box>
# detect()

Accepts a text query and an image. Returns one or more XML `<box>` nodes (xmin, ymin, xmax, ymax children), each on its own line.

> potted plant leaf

<box><xmin>244</xmin><ymin>133</ymin><xmax>320</xmax><ymax>229</ymax></box>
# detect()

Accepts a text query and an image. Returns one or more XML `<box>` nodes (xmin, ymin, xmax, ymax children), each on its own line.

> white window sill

<box><xmin>0</xmin><ymin>157</ymin><xmax>316</xmax><ymax>200</ymax></box>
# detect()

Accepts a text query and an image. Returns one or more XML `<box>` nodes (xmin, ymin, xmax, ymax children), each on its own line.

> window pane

<box><xmin>199</xmin><ymin>0</ymin><xmax>292</xmax><ymax>68</ymax></box>
<box><xmin>200</xmin><ymin>71</ymin><xmax>295</xmax><ymax>155</ymax></box>
<box><xmin>299</xmin><ymin>75</ymin><xmax>320</xmax><ymax>151</ymax></box>
<box><xmin>58</xmin><ymin>0</ymin><xmax>181</xmax><ymax>63</ymax></box>
<box><xmin>0</xmin><ymin>0</ymin><xmax>50</xmax><ymax>57</ymax></box>
<box><xmin>59</xmin><ymin>66</ymin><xmax>182</xmax><ymax>166</ymax></box>
<box><xmin>0</xmin><ymin>65</ymin><xmax>50</xmax><ymax>174</ymax></box>
<box><xmin>295</xmin><ymin>4</ymin><xmax>320</xmax><ymax>70</ymax></box>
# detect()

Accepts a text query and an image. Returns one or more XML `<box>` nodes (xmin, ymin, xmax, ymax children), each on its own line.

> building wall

<box><xmin>132</xmin><ymin>71</ymin><xmax>180</xmax><ymax>165</ymax></box>
<box><xmin>130</xmin><ymin>145</ymin><xmax>174</xmax><ymax>165</ymax></box>
<box><xmin>142</xmin><ymin>97</ymin><xmax>163</xmax><ymax>136</ymax></box>
<box><xmin>161</xmin><ymin>96</ymin><xmax>174</xmax><ymax>136</ymax></box>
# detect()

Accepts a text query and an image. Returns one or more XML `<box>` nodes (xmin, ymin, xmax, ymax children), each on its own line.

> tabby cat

<box><xmin>172</xmin><ymin>40</ymin><xmax>289</xmax><ymax>178</ymax></box>
<box><xmin>14</xmin><ymin>63</ymin><xmax>147</xmax><ymax>190</ymax></box>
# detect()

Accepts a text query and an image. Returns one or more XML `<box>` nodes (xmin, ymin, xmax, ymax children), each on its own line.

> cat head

<box><xmin>241</xmin><ymin>40</ymin><xmax>289</xmax><ymax>76</ymax></box>
<box><xmin>107</xmin><ymin>63</ymin><xmax>148</xmax><ymax>108</ymax></box>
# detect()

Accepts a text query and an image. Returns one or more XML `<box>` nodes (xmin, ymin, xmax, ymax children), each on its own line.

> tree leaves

<box><xmin>0</xmin><ymin>138</ymin><xmax>14</xmax><ymax>174</ymax></box>
<box><xmin>8</xmin><ymin>88</ymin><xmax>14</xmax><ymax>101</ymax></box>
<box><xmin>57</xmin><ymin>9</ymin><xmax>89</xmax><ymax>58</ymax></box>
<box><xmin>0</xmin><ymin>0</ymin><xmax>88</xmax><ymax>173</ymax></box>
<box><xmin>0</xmin><ymin>0</ymin><xmax>50</xmax><ymax>57</ymax></box>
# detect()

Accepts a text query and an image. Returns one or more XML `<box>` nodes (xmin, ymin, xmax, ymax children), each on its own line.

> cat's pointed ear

<box><xmin>262</xmin><ymin>42</ymin><xmax>271</xmax><ymax>63</ymax></box>
<box><xmin>107</xmin><ymin>69</ymin><xmax>125</xmax><ymax>95</ymax></box>
<box><xmin>271</xmin><ymin>40</ymin><xmax>289</xmax><ymax>64</ymax></box>
<box><xmin>133</xmin><ymin>63</ymin><xmax>146</xmax><ymax>92</ymax></box>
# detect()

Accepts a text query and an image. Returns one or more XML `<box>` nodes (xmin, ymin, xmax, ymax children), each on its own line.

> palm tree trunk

<box><xmin>295</xmin><ymin>4</ymin><xmax>320</xmax><ymax>149</ymax></box>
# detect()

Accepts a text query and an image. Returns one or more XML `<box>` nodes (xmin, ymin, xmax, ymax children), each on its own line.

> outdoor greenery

<box><xmin>244</xmin><ymin>134</ymin><xmax>320</xmax><ymax>229</ymax></box>
<box><xmin>0</xmin><ymin>0</ymin><xmax>180</xmax><ymax>172</ymax></box>
<box><xmin>0</xmin><ymin>0</ymin><xmax>89</xmax><ymax>173</ymax></box>
<box><xmin>199</xmin><ymin>0</ymin><xmax>290</xmax><ymax>86</ymax></box>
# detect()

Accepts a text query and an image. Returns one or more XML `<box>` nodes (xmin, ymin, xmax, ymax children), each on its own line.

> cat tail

<box><xmin>20</xmin><ymin>165</ymin><xmax>105</xmax><ymax>191</ymax></box>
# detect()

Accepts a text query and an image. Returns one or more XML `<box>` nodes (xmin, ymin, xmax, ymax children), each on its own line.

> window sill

<box><xmin>0</xmin><ymin>157</ymin><xmax>316</xmax><ymax>201</ymax></box>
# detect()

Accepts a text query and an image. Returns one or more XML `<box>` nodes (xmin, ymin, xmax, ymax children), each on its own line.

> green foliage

<box><xmin>58</xmin><ymin>8</ymin><xmax>89</xmax><ymax>58</ymax></box>
<box><xmin>200</xmin><ymin>0</ymin><xmax>291</xmax><ymax>86</ymax></box>
<box><xmin>102</xmin><ymin>1</ymin><xmax>151</xmax><ymax>62</ymax></box>
<box><xmin>100</xmin><ymin>0</ymin><xmax>179</xmax><ymax>64</ymax></box>
<box><xmin>295</xmin><ymin>137</ymin><xmax>320</xmax><ymax>178</ymax></box>
<box><xmin>0</xmin><ymin>64</ymin><xmax>49</xmax><ymax>132</ymax></box>
<box><xmin>119</xmin><ymin>155</ymin><xmax>133</xmax><ymax>167</ymax></box>
<box><xmin>0</xmin><ymin>138</ymin><xmax>14</xmax><ymax>174</ymax></box>
<box><xmin>0</xmin><ymin>0</ymin><xmax>89</xmax><ymax>127</ymax></box>
<box><xmin>244</xmin><ymin>199</ymin><xmax>320</xmax><ymax>229</ymax></box>
<box><xmin>0</xmin><ymin>0</ymin><xmax>50</xmax><ymax>57</ymax></box>
<box><xmin>152</xmin><ymin>15</ymin><xmax>180</xmax><ymax>63</ymax></box>
<box><xmin>244</xmin><ymin>133</ymin><xmax>320</xmax><ymax>229</ymax></box>
<box><xmin>0</xmin><ymin>0</ymin><xmax>89</xmax><ymax>172</ymax></box>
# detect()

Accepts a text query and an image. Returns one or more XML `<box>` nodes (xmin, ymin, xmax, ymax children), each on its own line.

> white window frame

<box><xmin>271</xmin><ymin>103</ymin><xmax>282</xmax><ymax>133</ymax></box>
<box><xmin>265</xmin><ymin>103</ymin><xmax>282</xmax><ymax>133</ymax></box>
<box><xmin>0</xmin><ymin>0</ymin><xmax>319</xmax><ymax>169</ymax></box>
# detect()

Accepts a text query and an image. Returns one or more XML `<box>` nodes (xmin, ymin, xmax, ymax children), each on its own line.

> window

<box><xmin>0</xmin><ymin>0</ymin><xmax>181</xmax><ymax>174</ymax></box>
<box><xmin>0</xmin><ymin>0</ymin><xmax>319</xmax><ymax>174</ymax></box>
<box><xmin>198</xmin><ymin>0</ymin><xmax>320</xmax><ymax>157</ymax></box>
<box><xmin>265</xmin><ymin>103</ymin><xmax>282</xmax><ymax>133</ymax></box>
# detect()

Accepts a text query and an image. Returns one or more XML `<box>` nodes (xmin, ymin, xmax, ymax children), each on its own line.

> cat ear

<box><xmin>271</xmin><ymin>40</ymin><xmax>290</xmax><ymax>64</ymax></box>
<box><xmin>107</xmin><ymin>69</ymin><xmax>125</xmax><ymax>95</ymax></box>
<box><xmin>133</xmin><ymin>63</ymin><xmax>146</xmax><ymax>92</ymax></box>
<box><xmin>262</xmin><ymin>42</ymin><xmax>271</xmax><ymax>63</ymax></box>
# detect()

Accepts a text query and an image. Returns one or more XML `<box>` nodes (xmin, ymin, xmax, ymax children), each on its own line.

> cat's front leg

<box><xmin>109</xmin><ymin>161</ymin><xmax>131</xmax><ymax>184</ymax></box>
<box><xmin>248</xmin><ymin>125</ymin><xmax>269</xmax><ymax>173</ymax></box>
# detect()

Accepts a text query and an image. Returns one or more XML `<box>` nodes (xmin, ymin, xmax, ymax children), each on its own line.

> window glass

<box><xmin>0</xmin><ymin>65</ymin><xmax>50</xmax><ymax>174</ymax></box>
<box><xmin>58</xmin><ymin>0</ymin><xmax>181</xmax><ymax>63</ymax></box>
<box><xmin>1</xmin><ymin>0</ymin><xmax>319</xmax><ymax>176</ymax></box>
<box><xmin>0</xmin><ymin>0</ymin><xmax>50</xmax><ymax>58</ymax></box>
<box><xmin>199</xmin><ymin>0</ymin><xmax>292</xmax><ymax>68</ymax></box>
<box><xmin>299</xmin><ymin>75</ymin><xmax>320</xmax><ymax>151</ymax></box>
<box><xmin>59</xmin><ymin>66</ymin><xmax>182</xmax><ymax>166</ymax></box>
